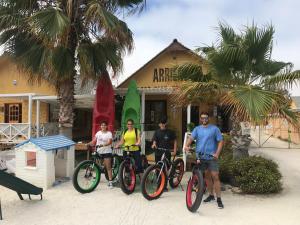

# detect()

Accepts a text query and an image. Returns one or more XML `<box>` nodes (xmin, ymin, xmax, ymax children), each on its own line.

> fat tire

<box><xmin>186</xmin><ymin>169</ymin><xmax>205</xmax><ymax>212</ymax></box>
<box><xmin>141</xmin><ymin>164</ymin><xmax>167</xmax><ymax>200</ymax></box>
<box><xmin>169</xmin><ymin>158</ymin><xmax>184</xmax><ymax>188</ymax></box>
<box><xmin>118</xmin><ymin>161</ymin><xmax>136</xmax><ymax>195</ymax></box>
<box><xmin>72</xmin><ymin>160</ymin><xmax>101</xmax><ymax>194</ymax></box>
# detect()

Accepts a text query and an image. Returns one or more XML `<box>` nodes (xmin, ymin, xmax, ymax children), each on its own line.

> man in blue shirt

<box><xmin>184</xmin><ymin>112</ymin><xmax>224</xmax><ymax>209</ymax></box>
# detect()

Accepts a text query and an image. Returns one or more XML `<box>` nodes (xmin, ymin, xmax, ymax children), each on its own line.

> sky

<box><xmin>116</xmin><ymin>0</ymin><xmax>300</xmax><ymax>96</ymax></box>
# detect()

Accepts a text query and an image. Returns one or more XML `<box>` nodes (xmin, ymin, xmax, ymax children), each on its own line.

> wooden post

<box><xmin>36</xmin><ymin>100</ymin><xmax>40</xmax><ymax>137</ymax></box>
<box><xmin>0</xmin><ymin>198</ymin><xmax>3</xmax><ymax>220</ymax></box>
<box><xmin>28</xmin><ymin>94</ymin><xmax>32</xmax><ymax>139</ymax></box>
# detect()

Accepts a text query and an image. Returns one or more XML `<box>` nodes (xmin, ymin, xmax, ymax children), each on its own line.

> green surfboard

<box><xmin>121</xmin><ymin>80</ymin><xmax>141</xmax><ymax>130</ymax></box>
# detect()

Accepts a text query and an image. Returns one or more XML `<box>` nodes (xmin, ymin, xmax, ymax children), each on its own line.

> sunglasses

<box><xmin>200</xmin><ymin>117</ymin><xmax>209</xmax><ymax>120</ymax></box>
<box><xmin>127</xmin><ymin>123</ymin><xmax>133</xmax><ymax>125</ymax></box>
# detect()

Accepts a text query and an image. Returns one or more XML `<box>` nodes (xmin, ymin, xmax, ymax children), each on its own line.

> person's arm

<box><xmin>151</xmin><ymin>131</ymin><xmax>157</xmax><ymax>149</ymax></box>
<box><xmin>213</xmin><ymin>140</ymin><xmax>224</xmax><ymax>159</ymax></box>
<box><xmin>115</xmin><ymin>134</ymin><xmax>124</xmax><ymax>148</ymax></box>
<box><xmin>184</xmin><ymin>127</ymin><xmax>197</xmax><ymax>152</ymax></box>
<box><xmin>88</xmin><ymin>136</ymin><xmax>97</xmax><ymax>146</ymax></box>
<box><xmin>184</xmin><ymin>136</ymin><xmax>194</xmax><ymax>152</ymax></box>
<box><xmin>135</xmin><ymin>130</ymin><xmax>141</xmax><ymax>146</ymax></box>
<box><xmin>213</xmin><ymin>127</ymin><xmax>224</xmax><ymax>159</ymax></box>
<box><xmin>172</xmin><ymin>139</ymin><xmax>177</xmax><ymax>155</ymax></box>
<box><xmin>105</xmin><ymin>132</ymin><xmax>113</xmax><ymax>146</ymax></box>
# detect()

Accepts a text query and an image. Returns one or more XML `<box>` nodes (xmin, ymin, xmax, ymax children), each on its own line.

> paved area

<box><xmin>0</xmin><ymin>137</ymin><xmax>300</xmax><ymax>225</ymax></box>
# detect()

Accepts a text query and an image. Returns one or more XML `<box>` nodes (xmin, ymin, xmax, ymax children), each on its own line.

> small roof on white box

<box><xmin>16</xmin><ymin>135</ymin><xmax>75</xmax><ymax>151</ymax></box>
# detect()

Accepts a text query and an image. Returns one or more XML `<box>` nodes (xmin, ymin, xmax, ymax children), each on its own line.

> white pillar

<box><xmin>141</xmin><ymin>91</ymin><xmax>145</xmax><ymax>132</ymax></box>
<box><xmin>36</xmin><ymin>100</ymin><xmax>40</xmax><ymax>137</ymax></box>
<box><xmin>187</xmin><ymin>104</ymin><xmax>191</xmax><ymax>124</ymax></box>
<box><xmin>28</xmin><ymin>94</ymin><xmax>32</xmax><ymax>138</ymax></box>
<box><xmin>141</xmin><ymin>91</ymin><xmax>145</xmax><ymax>155</ymax></box>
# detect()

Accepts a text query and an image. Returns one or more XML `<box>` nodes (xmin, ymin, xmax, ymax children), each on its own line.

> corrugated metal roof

<box><xmin>16</xmin><ymin>135</ymin><xmax>75</xmax><ymax>151</ymax></box>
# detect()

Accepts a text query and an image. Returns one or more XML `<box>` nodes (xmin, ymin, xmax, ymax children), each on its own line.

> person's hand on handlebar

<box><xmin>184</xmin><ymin>145</ymin><xmax>191</xmax><ymax>152</ymax></box>
<box><xmin>151</xmin><ymin>143</ymin><xmax>157</xmax><ymax>149</ymax></box>
<box><xmin>213</xmin><ymin>153</ymin><xmax>219</xmax><ymax>159</ymax></box>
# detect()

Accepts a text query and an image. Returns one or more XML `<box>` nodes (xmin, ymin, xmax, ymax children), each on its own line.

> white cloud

<box><xmin>118</xmin><ymin>0</ymin><xmax>300</xmax><ymax>96</ymax></box>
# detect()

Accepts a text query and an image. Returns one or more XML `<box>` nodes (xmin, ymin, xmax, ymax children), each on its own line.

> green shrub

<box><xmin>232</xmin><ymin>156</ymin><xmax>282</xmax><ymax>194</ymax></box>
<box><xmin>219</xmin><ymin>136</ymin><xmax>234</xmax><ymax>183</ymax></box>
<box><xmin>219</xmin><ymin>154</ymin><xmax>235</xmax><ymax>183</ymax></box>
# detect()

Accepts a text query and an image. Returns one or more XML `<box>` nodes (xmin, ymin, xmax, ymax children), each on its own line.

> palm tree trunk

<box><xmin>230</xmin><ymin>115</ymin><xmax>252</xmax><ymax>159</ymax></box>
<box><xmin>58</xmin><ymin>77</ymin><xmax>75</xmax><ymax>138</ymax></box>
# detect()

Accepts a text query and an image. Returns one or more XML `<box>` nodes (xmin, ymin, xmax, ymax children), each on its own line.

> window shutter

<box><xmin>4</xmin><ymin>104</ymin><xmax>9</xmax><ymax>123</ymax></box>
<box><xmin>18</xmin><ymin>103</ymin><xmax>22</xmax><ymax>123</ymax></box>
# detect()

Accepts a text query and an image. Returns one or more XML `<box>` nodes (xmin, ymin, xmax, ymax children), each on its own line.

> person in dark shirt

<box><xmin>151</xmin><ymin>117</ymin><xmax>177</xmax><ymax>164</ymax></box>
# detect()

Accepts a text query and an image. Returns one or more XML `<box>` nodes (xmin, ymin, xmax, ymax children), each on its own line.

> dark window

<box><xmin>4</xmin><ymin>103</ymin><xmax>22</xmax><ymax>123</ymax></box>
<box><xmin>144</xmin><ymin>100</ymin><xmax>167</xmax><ymax>130</ymax></box>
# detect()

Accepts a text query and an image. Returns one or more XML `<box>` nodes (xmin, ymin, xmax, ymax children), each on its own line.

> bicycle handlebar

<box><xmin>113</xmin><ymin>144</ymin><xmax>140</xmax><ymax>151</ymax></box>
<box><xmin>187</xmin><ymin>148</ymin><xmax>214</xmax><ymax>159</ymax></box>
<box><xmin>153</xmin><ymin>147</ymin><xmax>172</xmax><ymax>151</ymax></box>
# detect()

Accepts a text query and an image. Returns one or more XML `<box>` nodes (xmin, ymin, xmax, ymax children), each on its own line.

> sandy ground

<box><xmin>1</xmin><ymin>137</ymin><xmax>300</xmax><ymax>225</ymax></box>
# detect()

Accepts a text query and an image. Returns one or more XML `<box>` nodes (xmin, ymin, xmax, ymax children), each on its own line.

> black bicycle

<box><xmin>186</xmin><ymin>150</ymin><xmax>213</xmax><ymax>212</ymax></box>
<box><xmin>141</xmin><ymin>148</ymin><xmax>184</xmax><ymax>200</ymax></box>
<box><xmin>118</xmin><ymin>145</ymin><xmax>148</xmax><ymax>195</ymax></box>
<box><xmin>72</xmin><ymin>145</ymin><xmax>121</xmax><ymax>193</ymax></box>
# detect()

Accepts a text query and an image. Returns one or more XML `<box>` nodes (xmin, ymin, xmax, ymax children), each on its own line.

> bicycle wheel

<box><xmin>104</xmin><ymin>154</ymin><xmax>122</xmax><ymax>181</ymax></box>
<box><xmin>141</xmin><ymin>164</ymin><xmax>167</xmax><ymax>200</ymax></box>
<box><xmin>169</xmin><ymin>158</ymin><xmax>184</xmax><ymax>188</ymax></box>
<box><xmin>118</xmin><ymin>160</ymin><xmax>136</xmax><ymax>194</ymax></box>
<box><xmin>72</xmin><ymin>160</ymin><xmax>101</xmax><ymax>193</ymax></box>
<box><xmin>186</xmin><ymin>169</ymin><xmax>205</xmax><ymax>212</ymax></box>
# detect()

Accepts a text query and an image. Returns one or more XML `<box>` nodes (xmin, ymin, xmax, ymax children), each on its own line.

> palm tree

<box><xmin>0</xmin><ymin>0</ymin><xmax>145</xmax><ymax>138</ymax></box>
<box><xmin>174</xmin><ymin>22</ymin><xmax>300</xmax><ymax>159</ymax></box>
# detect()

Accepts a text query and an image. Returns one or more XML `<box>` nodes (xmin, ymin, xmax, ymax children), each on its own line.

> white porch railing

<box><xmin>0</xmin><ymin>123</ymin><xmax>30</xmax><ymax>143</ymax></box>
<box><xmin>32</xmin><ymin>122</ymin><xmax>59</xmax><ymax>137</ymax></box>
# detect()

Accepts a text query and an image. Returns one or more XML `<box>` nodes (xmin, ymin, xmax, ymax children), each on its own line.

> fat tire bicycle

<box><xmin>118</xmin><ymin>145</ymin><xmax>148</xmax><ymax>195</ymax></box>
<box><xmin>72</xmin><ymin>145</ymin><xmax>121</xmax><ymax>193</ymax></box>
<box><xmin>141</xmin><ymin>148</ymin><xmax>184</xmax><ymax>200</ymax></box>
<box><xmin>186</xmin><ymin>150</ymin><xmax>214</xmax><ymax>212</ymax></box>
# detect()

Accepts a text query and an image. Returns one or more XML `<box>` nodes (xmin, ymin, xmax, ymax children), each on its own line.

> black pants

<box><xmin>155</xmin><ymin>150</ymin><xmax>171</xmax><ymax>164</ymax></box>
<box><xmin>123</xmin><ymin>151</ymin><xmax>143</xmax><ymax>174</ymax></box>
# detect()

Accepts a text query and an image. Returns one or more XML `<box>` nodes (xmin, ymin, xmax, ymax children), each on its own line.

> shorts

<box><xmin>199</xmin><ymin>159</ymin><xmax>219</xmax><ymax>172</ymax></box>
<box><xmin>100</xmin><ymin>153</ymin><xmax>112</xmax><ymax>159</ymax></box>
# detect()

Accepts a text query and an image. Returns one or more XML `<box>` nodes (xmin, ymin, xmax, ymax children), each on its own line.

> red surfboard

<box><xmin>92</xmin><ymin>72</ymin><xmax>115</xmax><ymax>137</ymax></box>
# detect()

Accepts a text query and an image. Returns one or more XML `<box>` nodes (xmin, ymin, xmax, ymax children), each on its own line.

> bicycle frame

<box><xmin>155</xmin><ymin>148</ymin><xmax>176</xmax><ymax>181</ymax></box>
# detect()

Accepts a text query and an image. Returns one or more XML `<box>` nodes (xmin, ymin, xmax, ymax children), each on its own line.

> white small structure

<box><xmin>15</xmin><ymin>135</ymin><xmax>75</xmax><ymax>189</ymax></box>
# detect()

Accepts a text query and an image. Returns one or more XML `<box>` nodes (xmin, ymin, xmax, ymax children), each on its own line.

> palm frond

<box><xmin>221</xmin><ymin>85</ymin><xmax>287</xmax><ymax>123</ymax></box>
<box><xmin>51</xmin><ymin>46</ymin><xmax>74</xmax><ymax>80</ymax></box>
<box><xmin>174</xmin><ymin>63</ymin><xmax>209</xmax><ymax>82</ymax></box>
<box><xmin>217</xmin><ymin>22</ymin><xmax>238</xmax><ymax>45</ymax></box>
<box><xmin>262</xmin><ymin>70</ymin><xmax>300</xmax><ymax>89</ymax></box>
<box><xmin>85</xmin><ymin>1</ymin><xmax>134</xmax><ymax>51</ymax></box>
<box><xmin>243</xmin><ymin>23</ymin><xmax>274</xmax><ymax>66</ymax></box>
<box><xmin>254</xmin><ymin>60</ymin><xmax>292</xmax><ymax>77</ymax></box>
<box><xmin>171</xmin><ymin>80</ymin><xmax>223</xmax><ymax>106</ymax></box>
<box><xmin>28</xmin><ymin>7</ymin><xmax>70</xmax><ymax>42</ymax></box>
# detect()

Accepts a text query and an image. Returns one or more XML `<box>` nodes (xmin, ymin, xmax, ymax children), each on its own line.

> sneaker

<box><xmin>203</xmin><ymin>195</ymin><xmax>215</xmax><ymax>203</ymax></box>
<box><xmin>217</xmin><ymin>198</ymin><xmax>224</xmax><ymax>209</ymax></box>
<box><xmin>164</xmin><ymin>187</ymin><xmax>168</xmax><ymax>192</ymax></box>
<box><xmin>108</xmin><ymin>181</ymin><xmax>113</xmax><ymax>189</ymax></box>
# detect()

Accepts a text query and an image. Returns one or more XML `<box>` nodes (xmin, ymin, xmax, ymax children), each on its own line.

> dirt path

<box><xmin>1</xmin><ymin>145</ymin><xmax>300</xmax><ymax>225</ymax></box>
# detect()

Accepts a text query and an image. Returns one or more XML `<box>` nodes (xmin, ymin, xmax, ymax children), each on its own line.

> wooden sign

<box><xmin>153</xmin><ymin>68</ymin><xmax>176</xmax><ymax>82</ymax></box>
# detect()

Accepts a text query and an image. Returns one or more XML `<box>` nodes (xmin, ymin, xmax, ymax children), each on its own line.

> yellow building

<box><xmin>117</xmin><ymin>39</ymin><xmax>226</xmax><ymax>149</ymax></box>
<box><xmin>0</xmin><ymin>56</ymin><xmax>56</xmax><ymax>144</ymax></box>
<box><xmin>0</xmin><ymin>39</ymin><xmax>227</xmax><ymax>151</ymax></box>
<box><xmin>265</xmin><ymin>97</ymin><xmax>300</xmax><ymax>144</ymax></box>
